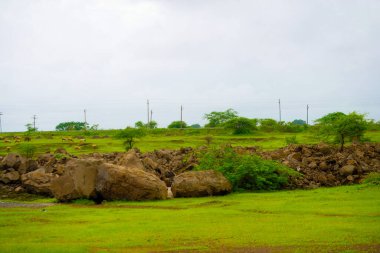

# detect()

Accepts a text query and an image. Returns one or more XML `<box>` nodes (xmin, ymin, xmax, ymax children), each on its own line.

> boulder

<box><xmin>50</xmin><ymin>159</ymin><xmax>102</xmax><ymax>201</ymax></box>
<box><xmin>96</xmin><ymin>163</ymin><xmax>167</xmax><ymax>201</ymax></box>
<box><xmin>117</xmin><ymin>150</ymin><xmax>145</xmax><ymax>170</ymax></box>
<box><xmin>18</xmin><ymin>159</ymin><xmax>38</xmax><ymax>174</ymax></box>
<box><xmin>0</xmin><ymin>171</ymin><xmax>20</xmax><ymax>183</ymax></box>
<box><xmin>0</xmin><ymin>153</ymin><xmax>25</xmax><ymax>170</ymax></box>
<box><xmin>171</xmin><ymin>170</ymin><xmax>232</xmax><ymax>198</ymax></box>
<box><xmin>21</xmin><ymin>168</ymin><xmax>58</xmax><ymax>196</ymax></box>
<box><xmin>339</xmin><ymin>165</ymin><xmax>355</xmax><ymax>176</ymax></box>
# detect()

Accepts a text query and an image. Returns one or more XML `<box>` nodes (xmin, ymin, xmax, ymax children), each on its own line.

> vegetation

<box><xmin>224</xmin><ymin>117</ymin><xmax>258</xmax><ymax>134</ymax></box>
<box><xmin>0</xmin><ymin>185</ymin><xmax>379</xmax><ymax>252</ymax></box>
<box><xmin>55</xmin><ymin>122</ymin><xmax>88</xmax><ymax>131</ymax></box>
<box><xmin>17</xmin><ymin>144</ymin><xmax>37</xmax><ymax>159</ymax></box>
<box><xmin>135</xmin><ymin>121</ymin><xmax>158</xmax><ymax>129</ymax></box>
<box><xmin>197</xmin><ymin>146</ymin><xmax>299</xmax><ymax>191</ymax></box>
<box><xmin>204</xmin><ymin>108</ymin><xmax>238</xmax><ymax>127</ymax></box>
<box><xmin>315</xmin><ymin>112</ymin><xmax>368</xmax><ymax>150</ymax></box>
<box><xmin>115</xmin><ymin>128</ymin><xmax>146</xmax><ymax>151</ymax></box>
<box><xmin>168</xmin><ymin>121</ymin><xmax>187</xmax><ymax>128</ymax></box>
<box><xmin>363</xmin><ymin>172</ymin><xmax>380</xmax><ymax>185</ymax></box>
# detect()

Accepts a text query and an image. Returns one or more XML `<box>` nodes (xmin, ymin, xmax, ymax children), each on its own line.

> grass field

<box><xmin>1</xmin><ymin>128</ymin><xmax>380</xmax><ymax>156</ymax></box>
<box><xmin>0</xmin><ymin>184</ymin><xmax>379</xmax><ymax>252</ymax></box>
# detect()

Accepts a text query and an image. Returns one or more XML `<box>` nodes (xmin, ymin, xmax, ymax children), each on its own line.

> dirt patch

<box><xmin>0</xmin><ymin>201</ymin><xmax>55</xmax><ymax>208</ymax></box>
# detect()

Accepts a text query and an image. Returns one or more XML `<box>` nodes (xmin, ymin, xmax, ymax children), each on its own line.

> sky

<box><xmin>0</xmin><ymin>0</ymin><xmax>379</xmax><ymax>132</ymax></box>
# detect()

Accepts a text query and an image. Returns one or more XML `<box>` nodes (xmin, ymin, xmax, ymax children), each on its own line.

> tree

<box><xmin>258</xmin><ymin>119</ymin><xmax>278</xmax><ymax>132</ymax></box>
<box><xmin>116</xmin><ymin>128</ymin><xmax>146</xmax><ymax>151</ymax></box>
<box><xmin>292</xmin><ymin>119</ymin><xmax>306</xmax><ymax>125</ymax></box>
<box><xmin>204</xmin><ymin>109</ymin><xmax>238</xmax><ymax>127</ymax></box>
<box><xmin>135</xmin><ymin>121</ymin><xmax>158</xmax><ymax>129</ymax></box>
<box><xmin>168</xmin><ymin>121</ymin><xmax>187</xmax><ymax>128</ymax></box>
<box><xmin>55</xmin><ymin>121</ymin><xmax>88</xmax><ymax>131</ymax></box>
<box><xmin>224</xmin><ymin>117</ymin><xmax>258</xmax><ymax>134</ymax></box>
<box><xmin>190</xmin><ymin>124</ymin><xmax>201</xmax><ymax>129</ymax></box>
<box><xmin>315</xmin><ymin>112</ymin><xmax>367</xmax><ymax>151</ymax></box>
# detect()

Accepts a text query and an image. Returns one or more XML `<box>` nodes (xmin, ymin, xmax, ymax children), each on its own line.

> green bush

<box><xmin>224</xmin><ymin>117</ymin><xmax>258</xmax><ymax>134</ymax></box>
<box><xmin>18</xmin><ymin>144</ymin><xmax>37</xmax><ymax>158</ymax></box>
<box><xmin>196</xmin><ymin>146</ymin><xmax>299</xmax><ymax>191</ymax></box>
<box><xmin>363</xmin><ymin>172</ymin><xmax>380</xmax><ymax>185</ymax></box>
<box><xmin>285</xmin><ymin>136</ymin><xmax>298</xmax><ymax>145</ymax></box>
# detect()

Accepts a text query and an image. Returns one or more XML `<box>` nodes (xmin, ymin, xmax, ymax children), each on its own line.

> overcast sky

<box><xmin>0</xmin><ymin>0</ymin><xmax>379</xmax><ymax>131</ymax></box>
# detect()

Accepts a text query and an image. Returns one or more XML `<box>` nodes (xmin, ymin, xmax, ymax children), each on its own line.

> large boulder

<box><xmin>96</xmin><ymin>163</ymin><xmax>167</xmax><ymax>201</ymax></box>
<box><xmin>0</xmin><ymin>170</ymin><xmax>20</xmax><ymax>184</ymax></box>
<box><xmin>21</xmin><ymin>168</ymin><xmax>58</xmax><ymax>196</ymax></box>
<box><xmin>117</xmin><ymin>149</ymin><xmax>145</xmax><ymax>170</ymax></box>
<box><xmin>0</xmin><ymin>153</ymin><xmax>25</xmax><ymax>170</ymax></box>
<box><xmin>50</xmin><ymin>159</ymin><xmax>102</xmax><ymax>201</ymax></box>
<box><xmin>171</xmin><ymin>170</ymin><xmax>232</xmax><ymax>198</ymax></box>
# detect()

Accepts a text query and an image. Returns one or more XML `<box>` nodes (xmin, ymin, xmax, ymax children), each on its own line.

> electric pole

<box><xmin>278</xmin><ymin>99</ymin><xmax>282</xmax><ymax>122</ymax></box>
<box><xmin>84</xmin><ymin>109</ymin><xmax>87</xmax><ymax>129</ymax></box>
<box><xmin>306</xmin><ymin>104</ymin><xmax>309</xmax><ymax>125</ymax></box>
<box><xmin>33</xmin><ymin>115</ymin><xmax>37</xmax><ymax>130</ymax></box>
<box><xmin>147</xmin><ymin>99</ymin><xmax>150</xmax><ymax>124</ymax></box>
<box><xmin>150</xmin><ymin>110</ymin><xmax>153</xmax><ymax>123</ymax></box>
<box><xmin>0</xmin><ymin>112</ymin><xmax>3</xmax><ymax>133</ymax></box>
<box><xmin>180</xmin><ymin>105</ymin><xmax>183</xmax><ymax>128</ymax></box>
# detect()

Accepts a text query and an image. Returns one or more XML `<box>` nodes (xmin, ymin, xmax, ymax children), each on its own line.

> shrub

<box><xmin>168</xmin><ymin>121</ymin><xmax>187</xmax><ymax>128</ymax></box>
<box><xmin>196</xmin><ymin>146</ymin><xmax>299</xmax><ymax>191</ymax></box>
<box><xmin>363</xmin><ymin>172</ymin><xmax>380</xmax><ymax>185</ymax></box>
<box><xmin>18</xmin><ymin>144</ymin><xmax>37</xmax><ymax>158</ymax></box>
<box><xmin>285</xmin><ymin>136</ymin><xmax>298</xmax><ymax>145</ymax></box>
<box><xmin>116</xmin><ymin>128</ymin><xmax>146</xmax><ymax>151</ymax></box>
<box><xmin>224</xmin><ymin>117</ymin><xmax>258</xmax><ymax>134</ymax></box>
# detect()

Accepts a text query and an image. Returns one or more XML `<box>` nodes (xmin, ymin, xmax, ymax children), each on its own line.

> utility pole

<box><xmin>278</xmin><ymin>99</ymin><xmax>282</xmax><ymax>122</ymax></box>
<box><xmin>147</xmin><ymin>99</ymin><xmax>150</xmax><ymax>124</ymax></box>
<box><xmin>0</xmin><ymin>112</ymin><xmax>3</xmax><ymax>133</ymax></box>
<box><xmin>150</xmin><ymin>110</ymin><xmax>153</xmax><ymax>123</ymax></box>
<box><xmin>32</xmin><ymin>115</ymin><xmax>37</xmax><ymax>130</ymax></box>
<box><xmin>306</xmin><ymin>104</ymin><xmax>309</xmax><ymax>125</ymax></box>
<box><xmin>180</xmin><ymin>105</ymin><xmax>183</xmax><ymax>128</ymax></box>
<box><xmin>84</xmin><ymin>109</ymin><xmax>87</xmax><ymax>130</ymax></box>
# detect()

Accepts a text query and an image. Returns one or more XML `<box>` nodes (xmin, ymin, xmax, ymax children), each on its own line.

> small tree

<box><xmin>18</xmin><ymin>144</ymin><xmax>37</xmax><ymax>159</ymax></box>
<box><xmin>315</xmin><ymin>112</ymin><xmax>367</xmax><ymax>151</ymax></box>
<box><xmin>135</xmin><ymin>121</ymin><xmax>158</xmax><ymax>129</ymax></box>
<box><xmin>258</xmin><ymin>119</ymin><xmax>278</xmax><ymax>132</ymax></box>
<box><xmin>204</xmin><ymin>109</ymin><xmax>238</xmax><ymax>127</ymax></box>
<box><xmin>116</xmin><ymin>128</ymin><xmax>146</xmax><ymax>151</ymax></box>
<box><xmin>168</xmin><ymin>121</ymin><xmax>187</xmax><ymax>129</ymax></box>
<box><xmin>224</xmin><ymin>117</ymin><xmax>257</xmax><ymax>134</ymax></box>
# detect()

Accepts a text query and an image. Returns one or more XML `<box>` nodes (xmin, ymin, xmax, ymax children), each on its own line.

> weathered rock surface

<box><xmin>0</xmin><ymin>153</ymin><xmax>25</xmax><ymax>170</ymax></box>
<box><xmin>0</xmin><ymin>170</ymin><xmax>20</xmax><ymax>183</ymax></box>
<box><xmin>117</xmin><ymin>149</ymin><xmax>145</xmax><ymax>170</ymax></box>
<box><xmin>96</xmin><ymin>163</ymin><xmax>167</xmax><ymax>201</ymax></box>
<box><xmin>171</xmin><ymin>170</ymin><xmax>232</xmax><ymax>197</ymax></box>
<box><xmin>50</xmin><ymin>159</ymin><xmax>102</xmax><ymax>201</ymax></box>
<box><xmin>21</xmin><ymin>168</ymin><xmax>58</xmax><ymax>196</ymax></box>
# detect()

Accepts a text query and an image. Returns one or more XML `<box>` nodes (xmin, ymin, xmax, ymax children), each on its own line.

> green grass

<box><xmin>0</xmin><ymin>185</ymin><xmax>379</xmax><ymax>252</ymax></box>
<box><xmin>1</xmin><ymin>129</ymin><xmax>379</xmax><ymax>156</ymax></box>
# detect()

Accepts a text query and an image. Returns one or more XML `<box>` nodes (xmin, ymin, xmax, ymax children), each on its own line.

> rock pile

<box><xmin>261</xmin><ymin>143</ymin><xmax>380</xmax><ymax>188</ymax></box>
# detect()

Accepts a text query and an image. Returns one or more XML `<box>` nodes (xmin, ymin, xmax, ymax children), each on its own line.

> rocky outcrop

<box><xmin>171</xmin><ymin>170</ymin><xmax>232</xmax><ymax>197</ymax></box>
<box><xmin>96</xmin><ymin>163</ymin><xmax>167</xmax><ymax>201</ymax></box>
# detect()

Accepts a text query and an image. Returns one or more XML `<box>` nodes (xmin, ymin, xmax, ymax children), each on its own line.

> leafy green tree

<box><xmin>55</xmin><ymin>121</ymin><xmax>88</xmax><ymax>131</ymax></box>
<box><xmin>168</xmin><ymin>121</ymin><xmax>187</xmax><ymax>128</ymax></box>
<box><xmin>258</xmin><ymin>119</ymin><xmax>278</xmax><ymax>132</ymax></box>
<box><xmin>204</xmin><ymin>109</ymin><xmax>238</xmax><ymax>127</ymax></box>
<box><xmin>135</xmin><ymin>121</ymin><xmax>158</xmax><ymax>129</ymax></box>
<box><xmin>116</xmin><ymin>128</ymin><xmax>146</xmax><ymax>151</ymax></box>
<box><xmin>224</xmin><ymin>117</ymin><xmax>258</xmax><ymax>134</ymax></box>
<box><xmin>292</xmin><ymin>119</ymin><xmax>306</xmax><ymax>125</ymax></box>
<box><xmin>315</xmin><ymin>112</ymin><xmax>367</xmax><ymax>151</ymax></box>
<box><xmin>190</xmin><ymin>124</ymin><xmax>201</xmax><ymax>128</ymax></box>
<box><xmin>146</xmin><ymin>120</ymin><xmax>158</xmax><ymax>129</ymax></box>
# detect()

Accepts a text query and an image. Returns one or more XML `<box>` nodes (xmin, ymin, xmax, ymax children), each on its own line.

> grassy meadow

<box><xmin>0</xmin><ymin>184</ymin><xmax>379</xmax><ymax>252</ymax></box>
<box><xmin>1</xmin><ymin>128</ymin><xmax>380</xmax><ymax>156</ymax></box>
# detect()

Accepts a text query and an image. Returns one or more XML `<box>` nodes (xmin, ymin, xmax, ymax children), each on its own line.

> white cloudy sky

<box><xmin>0</xmin><ymin>0</ymin><xmax>379</xmax><ymax>131</ymax></box>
